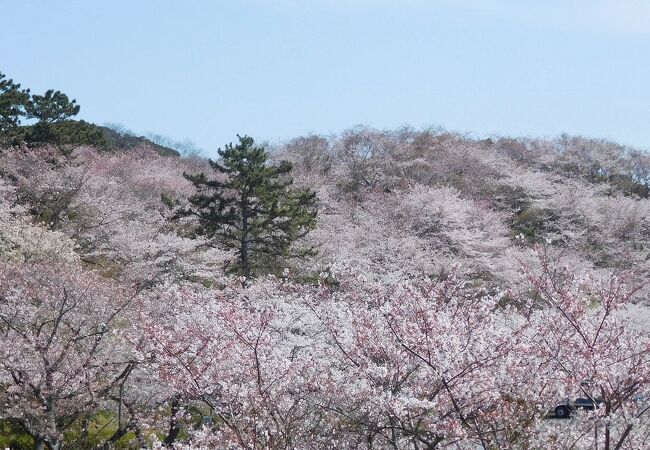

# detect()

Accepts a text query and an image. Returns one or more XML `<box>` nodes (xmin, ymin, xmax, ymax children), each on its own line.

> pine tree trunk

<box><xmin>241</xmin><ymin>198</ymin><xmax>250</xmax><ymax>278</ymax></box>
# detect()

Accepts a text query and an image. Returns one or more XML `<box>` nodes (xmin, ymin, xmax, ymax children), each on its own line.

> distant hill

<box><xmin>99</xmin><ymin>124</ymin><xmax>180</xmax><ymax>156</ymax></box>
<box><xmin>4</xmin><ymin>120</ymin><xmax>181</xmax><ymax>157</ymax></box>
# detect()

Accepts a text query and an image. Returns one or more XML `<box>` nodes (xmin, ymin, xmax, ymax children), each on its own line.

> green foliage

<box><xmin>61</xmin><ymin>411</ymin><xmax>139</xmax><ymax>449</ymax></box>
<box><xmin>0</xmin><ymin>419</ymin><xmax>34</xmax><ymax>450</ymax></box>
<box><xmin>0</xmin><ymin>71</ymin><xmax>30</xmax><ymax>136</ymax></box>
<box><xmin>181</xmin><ymin>135</ymin><xmax>318</xmax><ymax>278</ymax></box>
<box><xmin>161</xmin><ymin>192</ymin><xmax>178</xmax><ymax>210</ymax></box>
<box><xmin>0</xmin><ymin>73</ymin><xmax>186</xmax><ymax>156</ymax></box>
<box><xmin>511</xmin><ymin>206</ymin><xmax>557</xmax><ymax>243</ymax></box>
<box><xmin>23</xmin><ymin>119</ymin><xmax>108</xmax><ymax>148</ymax></box>
<box><xmin>15</xmin><ymin>120</ymin><xmax>183</xmax><ymax>155</ymax></box>
<box><xmin>607</xmin><ymin>173</ymin><xmax>649</xmax><ymax>199</ymax></box>
<box><xmin>0</xmin><ymin>72</ymin><xmax>91</xmax><ymax>148</ymax></box>
<box><xmin>26</xmin><ymin>89</ymin><xmax>80</xmax><ymax>125</ymax></box>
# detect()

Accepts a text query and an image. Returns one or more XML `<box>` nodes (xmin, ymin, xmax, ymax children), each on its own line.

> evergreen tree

<box><xmin>181</xmin><ymin>135</ymin><xmax>318</xmax><ymax>278</ymax></box>
<box><xmin>26</xmin><ymin>89</ymin><xmax>80</xmax><ymax>124</ymax></box>
<box><xmin>25</xmin><ymin>89</ymin><xmax>81</xmax><ymax>143</ymax></box>
<box><xmin>0</xmin><ymin>72</ymin><xmax>30</xmax><ymax>135</ymax></box>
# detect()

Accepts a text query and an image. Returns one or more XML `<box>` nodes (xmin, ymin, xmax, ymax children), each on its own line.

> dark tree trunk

<box><xmin>163</xmin><ymin>395</ymin><xmax>182</xmax><ymax>447</ymax></box>
<box><xmin>241</xmin><ymin>198</ymin><xmax>250</xmax><ymax>278</ymax></box>
<box><xmin>33</xmin><ymin>436</ymin><xmax>46</xmax><ymax>450</ymax></box>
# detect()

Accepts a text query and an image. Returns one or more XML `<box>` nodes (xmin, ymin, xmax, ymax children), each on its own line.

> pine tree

<box><xmin>181</xmin><ymin>135</ymin><xmax>318</xmax><ymax>278</ymax></box>
<box><xmin>25</xmin><ymin>89</ymin><xmax>81</xmax><ymax>143</ymax></box>
<box><xmin>0</xmin><ymin>72</ymin><xmax>30</xmax><ymax>135</ymax></box>
<box><xmin>26</xmin><ymin>89</ymin><xmax>80</xmax><ymax>125</ymax></box>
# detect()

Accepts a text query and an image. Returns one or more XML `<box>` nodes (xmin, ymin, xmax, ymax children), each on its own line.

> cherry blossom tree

<box><xmin>1</xmin><ymin>127</ymin><xmax>649</xmax><ymax>449</ymax></box>
<box><xmin>517</xmin><ymin>250</ymin><xmax>650</xmax><ymax>449</ymax></box>
<box><xmin>0</xmin><ymin>146</ymin><xmax>229</xmax><ymax>285</ymax></box>
<box><xmin>136</xmin><ymin>278</ymin><xmax>337</xmax><ymax>449</ymax></box>
<box><xmin>0</xmin><ymin>262</ymin><xmax>138</xmax><ymax>450</ymax></box>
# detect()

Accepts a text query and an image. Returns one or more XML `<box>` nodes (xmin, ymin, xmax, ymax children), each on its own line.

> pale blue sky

<box><xmin>3</xmin><ymin>0</ymin><xmax>649</xmax><ymax>155</ymax></box>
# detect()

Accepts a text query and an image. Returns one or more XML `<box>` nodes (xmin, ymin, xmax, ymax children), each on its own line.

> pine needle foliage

<box><xmin>181</xmin><ymin>135</ymin><xmax>318</xmax><ymax>278</ymax></box>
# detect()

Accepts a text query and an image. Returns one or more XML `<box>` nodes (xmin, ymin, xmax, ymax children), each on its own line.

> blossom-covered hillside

<box><xmin>280</xmin><ymin>129</ymin><xmax>650</xmax><ymax>292</ymax></box>
<box><xmin>1</xmin><ymin>128</ymin><xmax>649</xmax><ymax>449</ymax></box>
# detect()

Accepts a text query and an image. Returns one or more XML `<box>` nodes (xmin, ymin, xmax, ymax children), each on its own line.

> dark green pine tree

<box><xmin>25</xmin><ymin>89</ymin><xmax>81</xmax><ymax>142</ymax></box>
<box><xmin>0</xmin><ymin>71</ymin><xmax>30</xmax><ymax>135</ymax></box>
<box><xmin>25</xmin><ymin>89</ymin><xmax>80</xmax><ymax>125</ymax></box>
<box><xmin>181</xmin><ymin>135</ymin><xmax>318</xmax><ymax>278</ymax></box>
